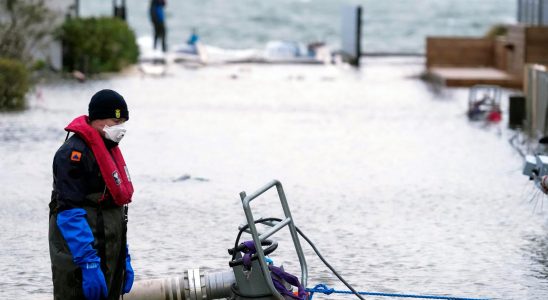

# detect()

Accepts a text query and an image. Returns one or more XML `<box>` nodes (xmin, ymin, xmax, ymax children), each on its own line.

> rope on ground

<box><xmin>306</xmin><ymin>284</ymin><xmax>490</xmax><ymax>300</ymax></box>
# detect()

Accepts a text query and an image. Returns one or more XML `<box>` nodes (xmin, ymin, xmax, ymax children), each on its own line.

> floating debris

<box><xmin>172</xmin><ymin>174</ymin><xmax>209</xmax><ymax>182</ymax></box>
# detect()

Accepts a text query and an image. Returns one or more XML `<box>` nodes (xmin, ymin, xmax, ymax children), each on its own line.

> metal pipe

<box><xmin>122</xmin><ymin>269</ymin><xmax>235</xmax><ymax>300</ymax></box>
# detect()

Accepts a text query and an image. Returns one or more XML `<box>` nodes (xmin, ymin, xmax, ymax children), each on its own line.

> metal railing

<box><xmin>518</xmin><ymin>0</ymin><xmax>548</xmax><ymax>26</ymax></box>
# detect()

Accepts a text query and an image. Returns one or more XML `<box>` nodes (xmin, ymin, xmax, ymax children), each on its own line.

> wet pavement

<box><xmin>1</xmin><ymin>57</ymin><xmax>547</xmax><ymax>299</ymax></box>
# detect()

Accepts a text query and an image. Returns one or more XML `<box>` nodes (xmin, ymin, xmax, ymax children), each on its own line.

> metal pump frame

<box><xmin>239</xmin><ymin>180</ymin><xmax>308</xmax><ymax>300</ymax></box>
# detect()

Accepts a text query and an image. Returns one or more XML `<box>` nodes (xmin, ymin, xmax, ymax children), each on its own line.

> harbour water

<box><xmin>78</xmin><ymin>0</ymin><xmax>516</xmax><ymax>53</ymax></box>
<box><xmin>1</xmin><ymin>57</ymin><xmax>548</xmax><ymax>299</ymax></box>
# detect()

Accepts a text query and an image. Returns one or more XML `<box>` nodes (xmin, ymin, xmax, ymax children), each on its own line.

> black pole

<box><xmin>122</xmin><ymin>0</ymin><xmax>127</xmax><ymax>20</ymax></box>
<box><xmin>354</xmin><ymin>6</ymin><xmax>362</xmax><ymax>67</ymax></box>
<box><xmin>113</xmin><ymin>0</ymin><xmax>127</xmax><ymax>20</ymax></box>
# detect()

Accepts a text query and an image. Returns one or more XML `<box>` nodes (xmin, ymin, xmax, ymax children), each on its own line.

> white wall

<box><xmin>39</xmin><ymin>0</ymin><xmax>74</xmax><ymax>70</ymax></box>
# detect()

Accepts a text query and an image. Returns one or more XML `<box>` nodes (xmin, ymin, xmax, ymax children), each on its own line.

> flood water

<box><xmin>1</xmin><ymin>58</ymin><xmax>548</xmax><ymax>299</ymax></box>
<box><xmin>78</xmin><ymin>0</ymin><xmax>515</xmax><ymax>53</ymax></box>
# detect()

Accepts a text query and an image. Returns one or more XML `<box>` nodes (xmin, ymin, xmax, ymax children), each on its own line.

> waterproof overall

<box><xmin>49</xmin><ymin>133</ymin><xmax>128</xmax><ymax>300</ymax></box>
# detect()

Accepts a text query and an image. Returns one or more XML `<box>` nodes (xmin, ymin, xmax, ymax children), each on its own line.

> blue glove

<box><xmin>57</xmin><ymin>208</ymin><xmax>108</xmax><ymax>300</ymax></box>
<box><xmin>81</xmin><ymin>262</ymin><xmax>108</xmax><ymax>300</ymax></box>
<box><xmin>123</xmin><ymin>245</ymin><xmax>134</xmax><ymax>294</ymax></box>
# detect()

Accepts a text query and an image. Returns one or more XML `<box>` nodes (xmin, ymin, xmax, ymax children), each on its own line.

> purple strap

<box><xmin>238</xmin><ymin>241</ymin><xmax>307</xmax><ymax>300</ymax></box>
<box><xmin>242</xmin><ymin>240</ymin><xmax>256</xmax><ymax>269</ymax></box>
<box><xmin>269</xmin><ymin>265</ymin><xmax>307</xmax><ymax>300</ymax></box>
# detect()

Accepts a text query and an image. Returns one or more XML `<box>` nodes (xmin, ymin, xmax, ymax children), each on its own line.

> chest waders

<box><xmin>49</xmin><ymin>192</ymin><xmax>127</xmax><ymax>300</ymax></box>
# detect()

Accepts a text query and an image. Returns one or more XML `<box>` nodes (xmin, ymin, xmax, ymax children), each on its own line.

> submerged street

<box><xmin>1</xmin><ymin>58</ymin><xmax>547</xmax><ymax>299</ymax></box>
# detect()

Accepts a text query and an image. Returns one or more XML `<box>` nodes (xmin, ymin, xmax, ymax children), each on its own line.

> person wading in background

<box><xmin>49</xmin><ymin>89</ymin><xmax>134</xmax><ymax>300</ymax></box>
<box><xmin>150</xmin><ymin>0</ymin><xmax>167</xmax><ymax>52</ymax></box>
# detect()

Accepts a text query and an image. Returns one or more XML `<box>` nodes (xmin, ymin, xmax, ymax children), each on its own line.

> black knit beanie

<box><xmin>88</xmin><ymin>89</ymin><xmax>129</xmax><ymax>121</ymax></box>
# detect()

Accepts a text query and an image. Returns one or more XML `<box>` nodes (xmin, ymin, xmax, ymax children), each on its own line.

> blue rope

<box><xmin>306</xmin><ymin>284</ymin><xmax>490</xmax><ymax>300</ymax></box>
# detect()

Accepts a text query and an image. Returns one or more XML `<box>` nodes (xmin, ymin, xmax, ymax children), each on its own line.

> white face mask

<box><xmin>103</xmin><ymin>123</ymin><xmax>126</xmax><ymax>143</ymax></box>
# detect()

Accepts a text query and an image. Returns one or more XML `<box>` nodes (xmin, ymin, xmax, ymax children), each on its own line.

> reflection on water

<box><xmin>524</xmin><ymin>231</ymin><xmax>548</xmax><ymax>280</ymax></box>
<box><xmin>0</xmin><ymin>124</ymin><xmax>63</xmax><ymax>143</ymax></box>
<box><xmin>1</xmin><ymin>58</ymin><xmax>548</xmax><ymax>300</ymax></box>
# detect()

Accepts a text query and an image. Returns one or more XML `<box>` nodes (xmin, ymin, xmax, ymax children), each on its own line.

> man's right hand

<box><xmin>81</xmin><ymin>262</ymin><xmax>108</xmax><ymax>300</ymax></box>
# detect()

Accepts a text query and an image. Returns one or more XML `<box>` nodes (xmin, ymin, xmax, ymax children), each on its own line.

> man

<box><xmin>49</xmin><ymin>89</ymin><xmax>134</xmax><ymax>300</ymax></box>
<box><xmin>150</xmin><ymin>0</ymin><xmax>167</xmax><ymax>52</ymax></box>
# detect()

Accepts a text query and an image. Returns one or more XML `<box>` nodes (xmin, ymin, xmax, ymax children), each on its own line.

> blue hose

<box><xmin>306</xmin><ymin>284</ymin><xmax>490</xmax><ymax>300</ymax></box>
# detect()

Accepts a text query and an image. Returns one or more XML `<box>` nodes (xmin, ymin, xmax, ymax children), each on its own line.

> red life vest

<box><xmin>65</xmin><ymin>115</ymin><xmax>133</xmax><ymax>206</ymax></box>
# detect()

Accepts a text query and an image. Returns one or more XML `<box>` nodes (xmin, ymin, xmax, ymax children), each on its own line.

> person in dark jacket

<box><xmin>49</xmin><ymin>89</ymin><xmax>134</xmax><ymax>300</ymax></box>
<box><xmin>150</xmin><ymin>0</ymin><xmax>167</xmax><ymax>52</ymax></box>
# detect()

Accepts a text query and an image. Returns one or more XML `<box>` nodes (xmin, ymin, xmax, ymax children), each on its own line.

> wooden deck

<box><xmin>427</xmin><ymin>67</ymin><xmax>522</xmax><ymax>88</ymax></box>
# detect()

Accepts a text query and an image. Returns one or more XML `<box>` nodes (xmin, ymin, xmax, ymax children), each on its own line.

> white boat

<box><xmin>138</xmin><ymin>35</ymin><xmax>331</xmax><ymax>66</ymax></box>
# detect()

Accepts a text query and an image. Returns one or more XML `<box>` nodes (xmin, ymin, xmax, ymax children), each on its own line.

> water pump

<box><xmin>122</xmin><ymin>180</ymin><xmax>307</xmax><ymax>300</ymax></box>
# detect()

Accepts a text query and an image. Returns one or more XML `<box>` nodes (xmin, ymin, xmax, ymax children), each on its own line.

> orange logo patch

<box><xmin>70</xmin><ymin>151</ymin><xmax>82</xmax><ymax>162</ymax></box>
